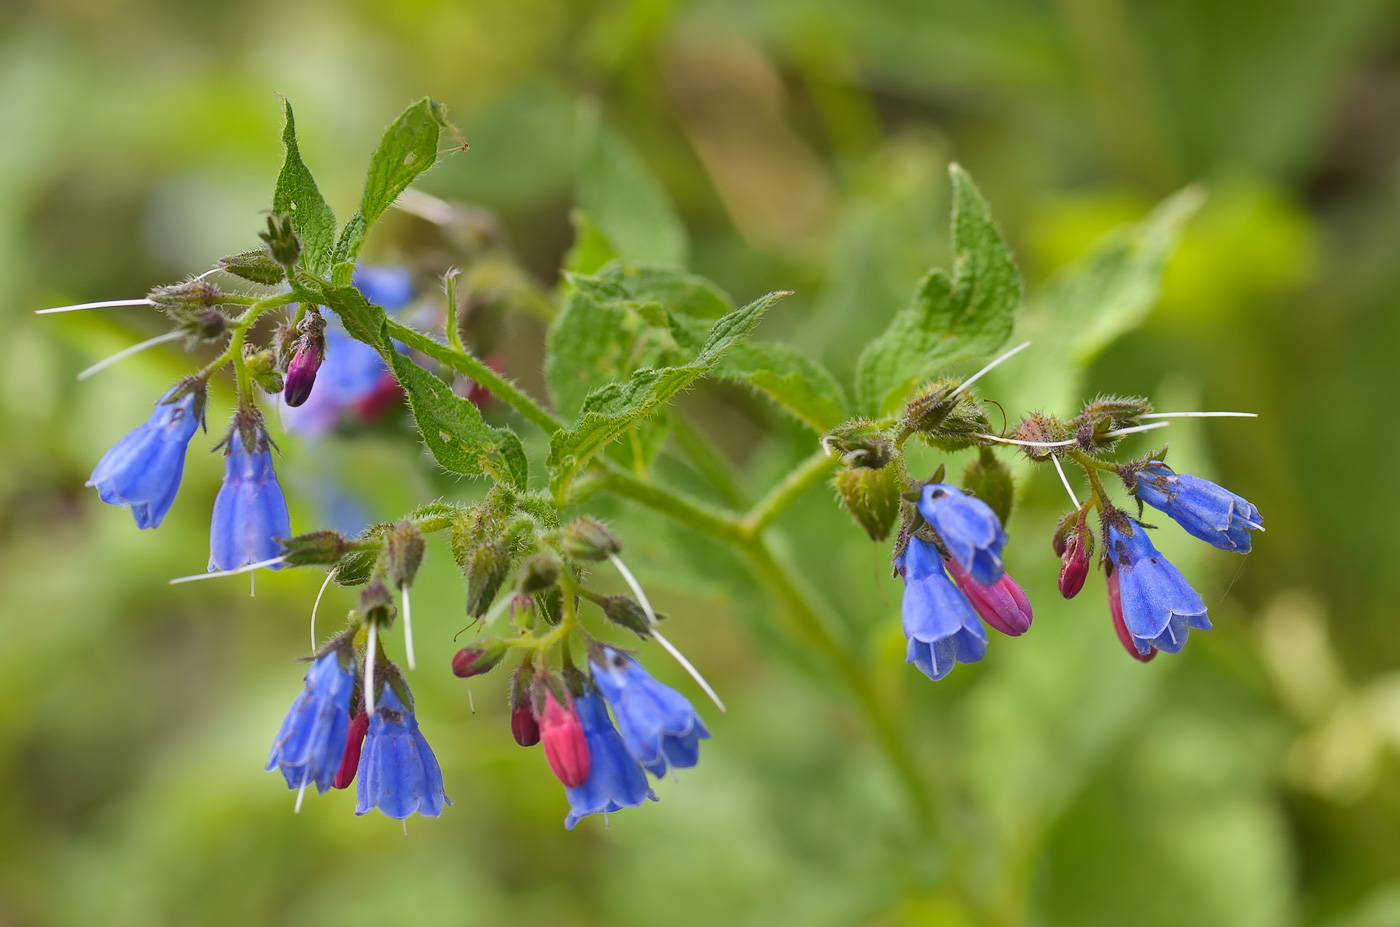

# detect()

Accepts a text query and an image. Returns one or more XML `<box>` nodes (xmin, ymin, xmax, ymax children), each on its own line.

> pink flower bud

<box><xmin>539</xmin><ymin>690</ymin><xmax>590</xmax><ymax>787</ymax></box>
<box><xmin>332</xmin><ymin>709</ymin><xmax>369</xmax><ymax>790</ymax></box>
<box><xmin>511</xmin><ymin>703</ymin><xmax>541</xmax><ymax>747</ymax></box>
<box><xmin>944</xmin><ymin>556</ymin><xmax>1033</xmax><ymax>637</ymax></box>
<box><xmin>282</xmin><ymin>341</ymin><xmax>323</xmax><ymax>408</ymax></box>
<box><xmin>1058</xmin><ymin>530</ymin><xmax>1090</xmax><ymax>599</ymax></box>
<box><xmin>1108</xmin><ymin>569</ymin><xmax>1155</xmax><ymax>663</ymax></box>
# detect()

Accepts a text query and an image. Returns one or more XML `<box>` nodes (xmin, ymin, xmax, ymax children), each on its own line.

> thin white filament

<box><xmin>311</xmin><ymin>568</ymin><xmax>337</xmax><ymax>650</ymax></box>
<box><xmin>950</xmin><ymin>340</ymin><xmax>1031</xmax><ymax>398</ymax></box>
<box><xmin>977</xmin><ymin>434</ymin><xmax>1078</xmax><ymax>449</ymax></box>
<box><xmin>1103</xmin><ymin>422</ymin><xmax>1171</xmax><ymax>438</ymax></box>
<box><xmin>365</xmin><ymin>622</ymin><xmax>378</xmax><ymax>716</ymax></box>
<box><xmin>402</xmin><ymin>585</ymin><xmax>416</xmax><ymax>671</ymax></box>
<box><xmin>250</xmin><ymin>570</ymin><xmax>256</xmax><ymax>598</ymax></box>
<box><xmin>1139</xmin><ymin>411</ymin><xmax>1257</xmax><ymax>419</ymax></box>
<box><xmin>35</xmin><ymin>298</ymin><xmax>152</xmax><ymax>315</ymax></box>
<box><xmin>294</xmin><ymin>769</ymin><xmax>309</xmax><ymax>814</ymax></box>
<box><xmin>480</xmin><ymin>589</ymin><xmax>516</xmax><ymax>629</ymax></box>
<box><xmin>466</xmin><ymin>680</ymin><xmax>476</xmax><ymax>714</ymax></box>
<box><xmin>77</xmin><ymin>330</ymin><xmax>185</xmax><ymax>381</ymax></box>
<box><xmin>392</xmin><ymin>189</ymin><xmax>457</xmax><ymax>226</ymax></box>
<box><xmin>1052</xmin><ymin>456</ymin><xmax>1081</xmax><ymax>508</ymax></box>
<box><xmin>610</xmin><ymin>553</ymin><xmax>726</xmax><ymax>713</ymax></box>
<box><xmin>1240</xmin><ymin>518</ymin><xmax>1266</xmax><ymax>532</ymax></box>
<box><xmin>170</xmin><ymin>556</ymin><xmax>286</xmax><ymax>585</ymax></box>
<box><xmin>402</xmin><ymin>820</ymin><xmax>408</xmax><ymax>837</ymax></box>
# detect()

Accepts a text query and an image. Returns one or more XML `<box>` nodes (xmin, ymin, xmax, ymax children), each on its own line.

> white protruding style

<box><xmin>950</xmin><ymin>341</ymin><xmax>1031</xmax><ymax>398</ymax></box>
<box><xmin>35</xmin><ymin>298</ymin><xmax>152</xmax><ymax>315</ymax></box>
<box><xmin>365</xmin><ymin>622</ymin><xmax>379</xmax><ymax>717</ymax></box>
<box><xmin>294</xmin><ymin>769</ymin><xmax>309</xmax><ymax>814</ymax></box>
<box><xmin>311</xmin><ymin>569</ymin><xmax>337</xmax><ymax>650</ymax></box>
<box><xmin>77</xmin><ymin>330</ymin><xmax>185</xmax><ymax>381</ymax></box>
<box><xmin>1139</xmin><ymin>411</ymin><xmax>1258</xmax><ymax>419</ymax></box>
<box><xmin>170</xmin><ymin>556</ymin><xmax>286</xmax><ymax>585</ymax></box>
<box><xmin>609</xmin><ymin>552</ymin><xmax>726</xmax><ymax>713</ymax></box>
<box><xmin>1052</xmin><ymin>456</ymin><xmax>1081</xmax><ymax>508</ymax></box>
<box><xmin>402</xmin><ymin>585</ymin><xmax>416</xmax><ymax>671</ymax></box>
<box><xmin>977</xmin><ymin>434</ymin><xmax>1078</xmax><ymax>449</ymax></box>
<box><xmin>1103</xmin><ymin>421</ymin><xmax>1171</xmax><ymax>438</ymax></box>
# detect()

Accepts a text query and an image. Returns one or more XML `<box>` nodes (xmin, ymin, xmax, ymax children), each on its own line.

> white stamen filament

<box><xmin>1241</xmin><ymin>518</ymin><xmax>1266</xmax><ymax>532</ymax></box>
<box><xmin>466</xmin><ymin>680</ymin><xmax>476</xmax><ymax>714</ymax></box>
<box><xmin>294</xmin><ymin>769</ymin><xmax>309</xmax><ymax>813</ymax></box>
<box><xmin>35</xmin><ymin>298</ymin><xmax>152</xmax><ymax>315</ymax></box>
<box><xmin>170</xmin><ymin>556</ymin><xmax>286</xmax><ymax>585</ymax></box>
<box><xmin>250</xmin><ymin>570</ymin><xmax>256</xmax><ymax>598</ymax></box>
<box><xmin>1103</xmin><ymin>422</ymin><xmax>1171</xmax><ymax>438</ymax></box>
<box><xmin>481</xmin><ymin>589</ymin><xmax>516</xmax><ymax>629</ymax></box>
<box><xmin>365</xmin><ymin>622</ymin><xmax>378</xmax><ymax>716</ymax></box>
<box><xmin>610</xmin><ymin>553</ymin><xmax>726</xmax><ymax>713</ymax></box>
<box><xmin>392</xmin><ymin>189</ymin><xmax>458</xmax><ymax>226</ymax></box>
<box><xmin>950</xmin><ymin>340</ymin><xmax>1031</xmax><ymax>398</ymax></box>
<box><xmin>77</xmin><ymin>330</ymin><xmax>185</xmax><ymax>381</ymax></box>
<box><xmin>402</xmin><ymin>820</ymin><xmax>408</xmax><ymax>837</ymax></box>
<box><xmin>1139</xmin><ymin>411</ymin><xmax>1257</xmax><ymax>419</ymax></box>
<box><xmin>311</xmin><ymin>568</ymin><xmax>337</xmax><ymax>650</ymax></box>
<box><xmin>1052</xmin><ymin>456</ymin><xmax>1081</xmax><ymax>507</ymax></box>
<box><xmin>402</xmin><ymin>585</ymin><xmax>416</xmax><ymax>671</ymax></box>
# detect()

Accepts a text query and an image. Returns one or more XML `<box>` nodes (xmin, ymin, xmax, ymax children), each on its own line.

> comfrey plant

<box><xmin>39</xmin><ymin>98</ymin><xmax>1261</xmax><ymax>832</ymax></box>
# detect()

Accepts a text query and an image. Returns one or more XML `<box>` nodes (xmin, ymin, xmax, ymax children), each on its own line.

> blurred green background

<box><xmin>5</xmin><ymin>0</ymin><xmax>1400</xmax><ymax>924</ymax></box>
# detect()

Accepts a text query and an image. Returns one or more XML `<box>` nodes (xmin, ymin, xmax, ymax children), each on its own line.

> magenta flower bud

<box><xmin>283</xmin><ymin>340</ymin><xmax>324</xmax><ymax>408</ymax></box>
<box><xmin>539</xmin><ymin>690</ymin><xmax>590</xmax><ymax>787</ymax></box>
<box><xmin>944</xmin><ymin>555</ymin><xmax>1033</xmax><ymax>637</ymax></box>
<box><xmin>1107</xmin><ymin>568</ymin><xmax>1155</xmax><ymax>663</ymax></box>
<box><xmin>511</xmin><ymin>703</ymin><xmax>541</xmax><ymax>747</ymax></box>
<box><xmin>1059</xmin><ymin>532</ymin><xmax>1090</xmax><ymax>600</ymax></box>
<box><xmin>333</xmin><ymin>709</ymin><xmax>370</xmax><ymax>790</ymax></box>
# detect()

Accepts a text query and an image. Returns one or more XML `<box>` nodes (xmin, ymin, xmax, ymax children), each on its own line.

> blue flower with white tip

<box><xmin>208</xmin><ymin>421</ymin><xmax>291</xmax><ymax>571</ymax></box>
<box><xmin>916</xmin><ymin>482</ymin><xmax>1008</xmax><ymax>585</ymax></box>
<box><xmin>355</xmin><ymin>681</ymin><xmax>451</xmax><ymax>820</ymax></box>
<box><xmin>1105</xmin><ymin>517</ymin><xmax>1211</xmax><ymax>655</ymax></box>
<box><xmin>564</xmin><ymin>691</ymin><xmax>656</xmax><ymax>829</ymax></box>
<box><xmin>898</xmin><ymin>535</ymin><xmax>988</xmax><ymax>681</ymax></box>
<box><xmin>87</xmin><ymin>384</ymin><xmax>203</xmax><ymax>529</ymax></box>
<box><xmin>1128</xmin><ymin>461</ymin><xmax>1263</xmax><ymax>553</ymax></box>
<box><xmin>590</xmin><ymin>647</ymin><xmax>709</xmax><ymax>778</ymax></box>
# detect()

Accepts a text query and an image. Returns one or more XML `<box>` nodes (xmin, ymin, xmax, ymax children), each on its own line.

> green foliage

<box><xmin>711</xmin><ymin>341</ymin><xmax>848</xmax><ymax>433</ymax></box>
<box><xmin>855</xmin><ymin>164</ymin><xmax>1023</xmax><ymax>416</ymax></box>
<box><xmin>546</xmin><ymin>290</ymin><xmax>787</xmax><ymax>498</ymax></box>
<box><xmin>272</xmin><ymin>100</ymin><xmax>337</xmax><ymax>276</ymax></box>
<box><xmin>319</xmin><ymin>282</ymin><xmax>528</xmax><ymax>490</ymax></box>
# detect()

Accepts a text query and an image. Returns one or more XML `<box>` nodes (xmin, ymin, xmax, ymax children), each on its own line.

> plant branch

<box><xmin>741</xmin><ymin>450</ymin><xmax>840</xmax><ymax>537</ymax></box>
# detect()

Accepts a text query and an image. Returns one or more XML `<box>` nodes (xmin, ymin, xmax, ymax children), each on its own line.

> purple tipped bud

<box><xmin>944</xmin><ymin>556</ymin><xmax>1033</xmax><ymax>637</ymax></box>
<box><xmin>283</xmin><ymin>340</ymin><xmax>323</xmax><ymax>407</ymax></box>
<box><xmin>1107</xmin><ymin>568</ymin><xmax>1155</xmax><ymax>663</ymax></box>
<box><xmin>451</xmin><ymin>639</ymin><xmax>507</xmax><ymax>678</ymax></box>
<box><xmin>1058</xmin><ymin>526</ymin><xmax>1091</xmax><ymax>599</ymax></box>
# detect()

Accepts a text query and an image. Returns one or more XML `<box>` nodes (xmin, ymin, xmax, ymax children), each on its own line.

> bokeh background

<box><xmin>4</xmin><ymin>1</ymin><xmax>1400</xmax><ymax>924</ymax></box>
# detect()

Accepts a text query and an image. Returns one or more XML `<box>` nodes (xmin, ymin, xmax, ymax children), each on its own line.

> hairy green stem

<box><xmin>668</xmin><ymin>416</ymin><xmax>748</xmax><ymax>508</ymax></box>
<box><xmin>741</xmin><ymin>450</ymin><xmax>839</xmax><ymax>537</ymax></box>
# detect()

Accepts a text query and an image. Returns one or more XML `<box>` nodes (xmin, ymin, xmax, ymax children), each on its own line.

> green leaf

<box><xmin>331</xmin><ymin>97</ymin><xmax>455</xmax><ymax>274</ymax></box>
<box><xmin>547</xmin><ymin>290</ymin><xmax>787</xmax><ymax>498</ymax></box>
<box><xmin>562</xmin><ymin>209</ymin><xmax>618</xmax><ymax>276</ymax></box>
<box><xmin>318</xmin><ymin>282</ymin><xmax>528</xmax><ymax>490</ymax></box>
<box><xmin>854</xmin><ymin>164</ymin><xmax>1023</xmax><ymax>416</ymax></box>
<box><xmin>712</xmin><ymin>341</ymin><xmax>848</xmax><ymax>432</ymax></box>
<box><xmin>1000</xmin><ymin>186</ymin><xmax>1204</xmax><ymax>419</ymax></box>
<box><xmin>272</xmin><ymin>99</ymin><xmax>337</xmax><ymax>276</ymax></box>
<box><xmin>577</xmin><ymin>104</ymin><xmax>688</xmax><ymax>268</ymax></box>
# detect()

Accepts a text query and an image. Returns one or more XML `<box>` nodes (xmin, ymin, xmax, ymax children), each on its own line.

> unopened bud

<box><xmin>148</xmin><ymin>280</ymin><xmax>224</xmax><ymax>312</ymax></box>
<box><xmin>174</xmin><ymin>308</ymin><xmax>229</xmax><ymax>341</ymax></box>
<box><xmin>279</xmin><ymin>530</ymin><xmax>352</xmax><ymax>567</ymax></box>
<box><xmin>509</xmin><ymin>670</ymin><xmax>540</xmax><ymax>747</ymax></box>
<box><xmin>358</xmin><ymin>580</ymin><xmax>395</xmax><ymax>628</ymax></box>
<box><xmin>597</xmin><ymin>594</ymin><xmax>653</xmax><ymax>636</ymax></box>
<box><xmin>903</xmin><ymin>380</ymin><xmax>990</xmax><ymax>451</ymax></box>
<box><xmin>1058</xmin><ymin>520</ymin><xmax>1092</xmax><ymax>599</ymax></box>
<box><xmin>518</xmin><ymin>551</ymin><xmax>561</xmax><ymax>593</ymax></box>
<box><xmin>465</xmin><ymin>541</ymin><xmax>511</xmax><ymax>617</ymax></box>
<box><xmin>945</xmin><ymin>556</ymin><xmax>1033</xmax><ymax>636</ymax></box>
<box><xmin>218</xmin><ymin>248</ymin><xmax>286</xmax><ymax>287</ymax></box>
<box><xmin>282</xmin><ymin>340</ymin><xmax>323</xmax><ymax>407</ymax></box>
<box><xmin>332</xmin><ymin>710</ymin><xmax>369</xmax><ymax>789</ymax></box>
<box><xmin>451</xmin><ymin>639</ymin><xmax>508</xmax><ymax>678</ymax></box>
<box><xmin>833</xmin><ymin>463</ymin><xmax>901</xmax><ymax>542</ymax></box>
<box><xmin>539</xmin><ymin>689</ymin><xmax>590</xmax><ymax>787</ymax></box>
<box><xmin>822</xmin><ymin>419</ymin><xmax>892</xmax><ymax>468</ymax></box>
<box><xmin>259</xmin><ymin>212</ymin><xmax>301</xmax><ymax>275</ymax></box>
<box><xmin>1011</xmin><ymin>413</ymin><xmax>1071</xmax><ymax>460</ymax></box>
<box><xmin>560</xmin><ymin>517</ymin><xmax>622</xmax><ymax>561</ymax></box>
<box><xmin>244</xmin><ymin>346</ymin><xmax>283</xmax><ymax>394</ymax></box>
<box><xmin>384</xmin><ymin>520</ymin><xmax>426</xmax><ymax>590</ymax></box>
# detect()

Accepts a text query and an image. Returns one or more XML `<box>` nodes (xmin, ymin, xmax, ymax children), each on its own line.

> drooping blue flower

<box><xmin>87</xmin><ymin>385</ymin><xmax>202</xmax><ymax>529</ymax></box>
<box><xmin>355</xmin><ymin>683</ymin><xmax>451</xmax><ymax>819</ymax></box>
<box><xmin>1130</xmin><ymin>461</ymin><xmax>1263</xmax><ymax>553</ymax></box>
<box><xmin>352</xmin><ymin>266</ymin><xmax>415</xmax><ymax>311</ymax></box>
<box><xmin>266</xmin><ymin>647</ymin><xmax>355</xmax><ymax>794</ymax></box>
<box><xmin>564</xmin><ymin>691</ymin><xmax>657</xmax><ymax>829</ymax></box>
<box><xmin>208</xmin><ymin>426</ymin><xmax>291</xmax><ymax>571</ymax></box>
<box><xmin>1105</xmin><ymin>518</ymin><xmax>1211</xmax><ymax>655</ymax></box>
<box><xmin>590</xmin><ymin>648</ymin><xmax>709</xmax><ymax>778</ymax></box>
<box><xmin>916</xmin><ymin>483</ymin><xmax>1008</xmax><ymax>585</ymax></box>
<box><xmin>898</xmin><ymin>536</ymin><xmax>988</xmax><ymax>681</ymax></box>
